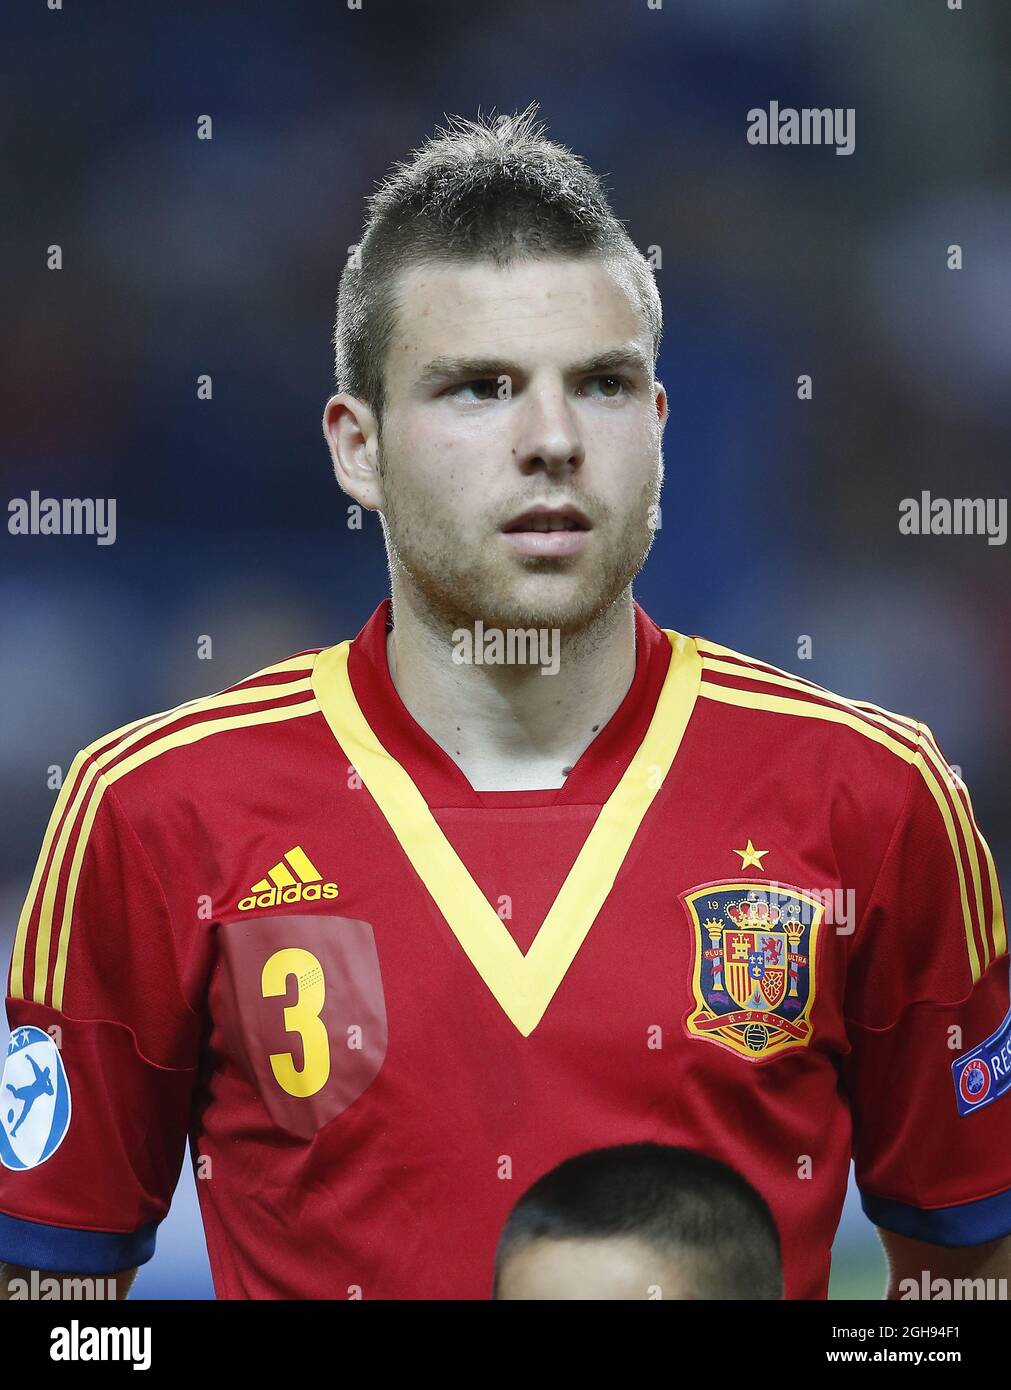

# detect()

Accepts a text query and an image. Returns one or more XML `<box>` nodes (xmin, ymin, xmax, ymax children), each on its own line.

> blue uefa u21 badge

<box><xmin>0</xmin><ymin>1025</ymin><xmax>72</xmax><ymax>1169</ymax></box>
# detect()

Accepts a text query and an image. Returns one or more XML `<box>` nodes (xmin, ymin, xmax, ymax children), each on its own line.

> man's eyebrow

<box><xmin>568</xmin><ymin>347</ymin><xmax>653</xmax><ymax>379</ymax></box>
<box><xmin>416</xmin><ymin>355</ymin><xmax>509</xmax><ymax>385</ymax></box>
<box><xmin>415</xmin><ymin>346</ymin><xmax>653</xmax><ymax>386</ymax></box>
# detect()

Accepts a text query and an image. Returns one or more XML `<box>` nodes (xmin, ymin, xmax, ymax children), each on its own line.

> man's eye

<box><xmin>450</xmin><ymin>378</ymin><xmax>499</xmax><ymax>401</ymax></box>
<box><xmin>584</xmin><ymin>375</ymin><xmax>629</xmax><ymax>399</ymax></box>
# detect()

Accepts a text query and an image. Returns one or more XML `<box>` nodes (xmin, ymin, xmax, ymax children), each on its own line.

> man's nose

<box><xmin>513</xmin><ymin>384</ymin><xmax>585</xmax><ymax>476</ymax></box>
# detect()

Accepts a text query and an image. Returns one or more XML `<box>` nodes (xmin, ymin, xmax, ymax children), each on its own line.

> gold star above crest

<box><xmin>734</xmin><ymin>839</ymin><xmax>769</xmax><ymax>871</ymax></box>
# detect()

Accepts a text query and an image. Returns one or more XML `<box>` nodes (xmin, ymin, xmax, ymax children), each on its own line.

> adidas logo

<box><xmin>237</xmin><ymin>846</ymin><xmax>339</xmax><ymax>912</ymax></box>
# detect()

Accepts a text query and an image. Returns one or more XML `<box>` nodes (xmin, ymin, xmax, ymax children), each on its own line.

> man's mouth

<box><xmin>502</xmin><ymin>505</ymin><xmax>592</xmax><ymax>533</ymax></box>
<box><xmin>501</xmin><ymin>505</ymin><xmax>593</xmax><ymax>556</ymax></box>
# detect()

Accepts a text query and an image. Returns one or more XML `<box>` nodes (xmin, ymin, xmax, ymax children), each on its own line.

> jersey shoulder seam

<box><xmin>78</xmin><ymin>647</ymin><xmax>329</xmax><ymax>791</ymax></box>
<box><xmin>692</xmin><ymin>633</ymin><xmax>925</xmax><ymax>766</ymax></box>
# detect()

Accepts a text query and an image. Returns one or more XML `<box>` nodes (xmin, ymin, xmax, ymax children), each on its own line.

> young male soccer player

<box><xmin>1</xmin><ymin>105</ymin><xmax>1009</xmax><ymax>1301</ymax></box>
<box><xmin>494</xmin><ymin>1143</ymin><xmax>784</xmax><ymax>1300</ymax></box>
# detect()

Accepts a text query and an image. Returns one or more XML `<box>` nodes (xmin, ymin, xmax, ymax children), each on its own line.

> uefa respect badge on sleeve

<box><xmin>952</xmin><ymin>986</ymin><xmax>1011</xmax><ymax>1118</ymax></box>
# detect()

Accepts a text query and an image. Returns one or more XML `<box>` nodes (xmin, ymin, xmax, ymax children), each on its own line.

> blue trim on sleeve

<box><xmin>861</xmin><ymin>1185</ymin><xmax>1011</xmax><ymax>1247</ymax></box>
<box><xmin>0</xmin><ymin>1209</ymin><xmax>157</xmax><ymax>1273</ymax></box>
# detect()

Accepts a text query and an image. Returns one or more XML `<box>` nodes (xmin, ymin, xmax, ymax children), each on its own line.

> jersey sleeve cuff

<box><xmin>860</xmin><ymin>1185</ymin><xmax>1011</xmax><ymax>1247</ymax></box>
<box><xmin>0</xmin><ymin>1208</ymin><xmax>158</xmax><ymax>1274</ymax></box>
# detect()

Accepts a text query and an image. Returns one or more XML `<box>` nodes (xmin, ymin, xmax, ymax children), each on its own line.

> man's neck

<box><xmin>384</xmin><ymin>586</ymin><xmax>638</xmax><ymax>792</ymax></box>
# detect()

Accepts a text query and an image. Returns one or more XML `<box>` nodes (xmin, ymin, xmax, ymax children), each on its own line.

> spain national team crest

<box><xmin>681</xmin><ymin>881</ymin><xmax>825</xmax><ymax>1062</ymax></box>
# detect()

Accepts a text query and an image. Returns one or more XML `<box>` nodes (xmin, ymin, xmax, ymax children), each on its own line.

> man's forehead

<box><xmin>389</xmin><ymin>256</ymin><xmax>646</xmax><ymax>351</ymax></box>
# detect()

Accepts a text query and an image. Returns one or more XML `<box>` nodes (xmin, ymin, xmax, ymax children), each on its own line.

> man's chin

<box><xmin>464</xmin><ymin>579</ymin><xmax>627</xmax><ymax>637</ymax></box>
<box><xmin>402</xmin><ymin>538</ymin><xmax>650</xmax><ymax>636</ymax></box>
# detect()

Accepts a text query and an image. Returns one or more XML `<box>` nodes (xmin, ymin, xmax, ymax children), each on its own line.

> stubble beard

<box><xmin>381</xmin><ymin>466</ymin><xmax>661</xmax><ymax>641</ymax></box>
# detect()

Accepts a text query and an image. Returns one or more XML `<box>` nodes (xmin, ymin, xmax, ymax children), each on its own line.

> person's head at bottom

<box><xmin>493</xmin><ymin>1142</ymin><xmax>783</xmax><ymax>1300</ymax></box>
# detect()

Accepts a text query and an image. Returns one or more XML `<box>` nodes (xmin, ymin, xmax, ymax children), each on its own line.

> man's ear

<box><xmin>654</xmin><ymin>379</ymin><xmax>668</xmax><ymax>434</ymax></box>
<box><xmin>322</xmin><ymin>393</ymin><xmax>385</xmax><ymax>512</ymax></box>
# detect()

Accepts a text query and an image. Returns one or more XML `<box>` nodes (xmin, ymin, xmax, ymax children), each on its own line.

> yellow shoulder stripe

<box><xmin>700</xmin><ymin>670</ymin><xmax>1003</xmax><ymax>979</ymax></box>
<box><xmin>701</xmin><ymin>655</ymin><xmax>917</xmax><ymax>741</ymax></box>
<box><xmin>13</xmin><ymin>675</ymin><xmax>319</xmax><ymax>1010</ymax></box>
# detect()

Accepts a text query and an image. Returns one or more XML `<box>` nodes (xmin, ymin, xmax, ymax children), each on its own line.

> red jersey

<box><xmin>1</xmin><ymin>599</ymin><xmax>1008</xmax><ymax>1298</ymax></box>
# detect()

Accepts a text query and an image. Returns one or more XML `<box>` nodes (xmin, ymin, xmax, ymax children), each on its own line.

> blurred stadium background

<box><xmin>1</xmin><ymin>0</ymin><xmax>1008</xmax><ymax>1299</ymax></box>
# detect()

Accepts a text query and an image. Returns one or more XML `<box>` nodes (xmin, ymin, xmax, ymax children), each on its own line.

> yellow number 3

<box><xmin>261</xmin><ymin>948</ymin><xmax>331</xmax><ymax>1097</ymax></box>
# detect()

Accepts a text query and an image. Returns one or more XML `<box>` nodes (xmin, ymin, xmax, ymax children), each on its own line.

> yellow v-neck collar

<box><xmin>312</xmin><ymin>626</ymin><xmax>700</xmax><ymax>1035</ymax></box>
